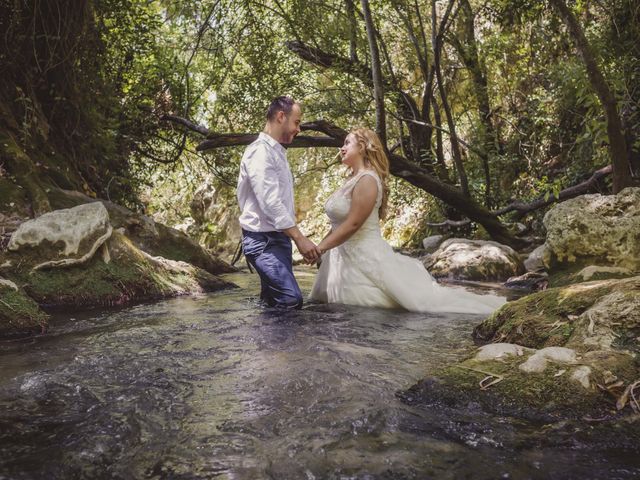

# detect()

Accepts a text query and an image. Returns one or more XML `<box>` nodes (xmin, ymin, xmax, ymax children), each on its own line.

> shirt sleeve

<box><xmin>244</xmin><ymin>144</ymin><xmax>296</xmax><ymax>230</ymax></box>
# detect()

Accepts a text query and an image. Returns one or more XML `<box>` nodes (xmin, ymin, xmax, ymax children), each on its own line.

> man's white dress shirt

<box><xmin>237</xmin><ymin>132</ymin><xmax>296</xmax><ymax>232</ymax></box>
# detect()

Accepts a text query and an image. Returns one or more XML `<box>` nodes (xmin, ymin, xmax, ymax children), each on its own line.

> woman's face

<box><xmin>340</xmin><ymin>134</ymin><xmax>362</xmax><ymax>167</ymax></box>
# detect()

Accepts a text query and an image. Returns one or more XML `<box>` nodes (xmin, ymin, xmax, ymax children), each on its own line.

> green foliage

<box><xmin>3</xmin><ymin>0</ymin><xmax>638</xmax><ymax>249</ymax></box>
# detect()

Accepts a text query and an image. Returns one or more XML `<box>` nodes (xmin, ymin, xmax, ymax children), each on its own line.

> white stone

<box><xmin>8</xmin><ymin>202</ymin><xmax>111</xmax><ymax>256</ymax></box>
<box><xmin>425</xmin><ymin>238</ymin><xmax>525</xmax><ymax>281</ymax></box>
<box><xmin>570</xmin><ymin>366</ymin><xmax>592</xmax><ymax>389</ymax></box>
<box><xmin>519</xmin><ymin>347</ymin><xmax>578</xmax><ymax>373</ymax></box>
<box><xmin>7</xmin><ymin>202</ymin><xmax>113</xmax><ymax>270</ymax></box>
<box><xmin>474</xmin><ymin>343</ymin><xmax>532</xmax><ymax>361</ymax></box>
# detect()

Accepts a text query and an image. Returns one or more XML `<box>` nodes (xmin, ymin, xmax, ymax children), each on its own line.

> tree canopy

<box><xmin>1</xmin><ymin>0</ymin><xmax>638</xmax><ymax>246</ymax></box>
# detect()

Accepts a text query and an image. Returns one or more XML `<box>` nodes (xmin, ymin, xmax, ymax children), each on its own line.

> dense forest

<box><xmin>1</xmin><ymin>0</ymin><xmax>639</xmax><ymax>251</ymax></box>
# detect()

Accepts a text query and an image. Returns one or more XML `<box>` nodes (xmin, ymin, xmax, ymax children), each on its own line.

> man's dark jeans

<box><xmin>241</xmin><ymin>229</ymin><xmax>303</xmax><ymax>309</ymax></box>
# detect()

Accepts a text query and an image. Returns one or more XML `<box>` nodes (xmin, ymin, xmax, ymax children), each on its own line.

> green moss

<box><xmin>0</xmin><ymin>286</ymin><xmax>48</xmax><ymax>336</ymax></box>
<box><xmin>4</xmin><ymin>231</ymin><xmax>233</xmax><ymax>310</ymax></box>
<box><xmin>434</xmin><ymin>356</ymin><xmax>604</xmax><ymax>418</ymax></box>
<box><xmin>474</xmin><ymin>280</ymin><xmax>622</xmax><ymax>348</ymax></box>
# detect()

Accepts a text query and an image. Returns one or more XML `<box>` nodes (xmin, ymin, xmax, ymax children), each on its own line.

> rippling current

<box><xmin>1</xmin><ymin>269</ymin><xmax>639</xmax><ymax>479</ymax></box>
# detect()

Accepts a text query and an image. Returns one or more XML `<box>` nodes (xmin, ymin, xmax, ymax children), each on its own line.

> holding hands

<box><xmin>295</xmin><ymin>236</ymin><xmax>322</xmax><ymax>264</ymax></box>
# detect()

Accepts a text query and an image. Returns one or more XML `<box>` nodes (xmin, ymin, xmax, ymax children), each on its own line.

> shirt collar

<box><xmin>259</xmin><ymin>132</ymin><xmax>286</xmax><ymax>156</ymax></box>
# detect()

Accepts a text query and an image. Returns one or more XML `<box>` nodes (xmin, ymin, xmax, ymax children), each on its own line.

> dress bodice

<box><xmin>324</xmin><ymin>170</ymin><xmax>383</xmax><ymax>241</ymax></box>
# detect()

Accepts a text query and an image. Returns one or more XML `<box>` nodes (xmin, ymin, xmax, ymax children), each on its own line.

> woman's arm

<box><xmin>318</xmin><ymin>175</ymin><xmax>378</xmax><ymax>252</ymax></box>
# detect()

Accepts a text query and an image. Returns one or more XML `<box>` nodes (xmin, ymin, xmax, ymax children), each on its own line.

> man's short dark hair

<box><xmin>266</xmin><ymin>96</ymin><xmax>297</xmax><ymax>121</ymax></box>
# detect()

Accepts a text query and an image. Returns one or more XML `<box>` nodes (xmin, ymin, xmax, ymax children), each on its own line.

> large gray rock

<box><xmin>421</xmin><ymin>234</ymin><xmax>445</xmax><ymax>253</ymax></box>
<box><xmin>47</xmin><ymin>188</ymin><xmax>235</xmax><ymax>275</ymax></box>
<box><xmin>424</xmin><ymin>238</ymin><xmax>525</xmax><ymax>281</ymax></box>
<box><xmin>8</xmin><ymin>203</ymin><xmax>112</xmax><ymax>270</ymax></box>
<box><xmin>542</xmin><ymin>187</ymin><xmax>640</xmax><ymax>271</ymax></box>
<box><xmin>190</xmin><ymin>181</ymin><xmax>241</xmax><ymax>257</ymax></box>
<box><xmin>524</xmin><ymin>244</ymin><xmax>547</xmax><ymax>272</ymax></box>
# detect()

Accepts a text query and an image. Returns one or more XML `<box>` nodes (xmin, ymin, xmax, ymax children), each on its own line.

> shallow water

<box><xmin>0</xmin><ymin>269</ymin><xmax>638</xmax><ymax>479</ymax></box>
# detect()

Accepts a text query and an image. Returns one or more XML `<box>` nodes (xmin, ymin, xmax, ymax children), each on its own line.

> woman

<box><xmin>309</xmin><ymin>128</ymin><xmax>505</xmax><ymax>314</ymax></box>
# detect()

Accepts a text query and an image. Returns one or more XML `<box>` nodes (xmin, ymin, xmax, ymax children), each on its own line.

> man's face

<box><xmin>279</xmin><ymin>104</ymin><xmax>302</xmax><ymax>144</ymax></box>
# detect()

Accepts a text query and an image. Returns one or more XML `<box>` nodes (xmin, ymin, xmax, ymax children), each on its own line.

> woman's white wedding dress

<box><xmin>309</xmin><ymin>170</ymin><xmax>506</xmax><ymax>314</ymax></box>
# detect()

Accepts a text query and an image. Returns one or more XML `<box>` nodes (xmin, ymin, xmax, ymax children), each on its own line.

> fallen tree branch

<box><xmin>426</xmin><ymin>219</ymin><xmax>471</xmax><ymax>228</ymax></box>
<box><xmin>160</xmin><ymin>114</ymin><xmax>210</xmax><ymax>136</ymax></box>
<box><xmin>494</xmin><ymin>165</ymin><xmax>612</xmax><ymax>218</ymax></box>
<box><xmin>196</xmin><ymin>134</ymin><xmax>342</xmax><ymax>150</ymax></box>
<box><xmin>160</xmin><ymin>114</ymin><xmax>527</xmax><ymax>249</ymax></box>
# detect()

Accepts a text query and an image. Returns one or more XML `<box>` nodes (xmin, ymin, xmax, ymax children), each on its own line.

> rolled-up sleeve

<box><xmin>245</xmin><ymin>145</ymin><xmax>296</xmax><ymax>230</ymax></box>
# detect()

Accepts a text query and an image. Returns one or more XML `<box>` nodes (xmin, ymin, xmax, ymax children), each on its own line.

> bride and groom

<box><xmin>237</xmin><ymin>96</ymin><xmax>505</xmax><ymax>314</ymax></box>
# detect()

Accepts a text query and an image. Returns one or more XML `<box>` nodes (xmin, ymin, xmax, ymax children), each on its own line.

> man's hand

<box><xmin>283</xmin><ymin>226</ymin><xmax>321</xmax><ymax>263</ymax></box>
<box><xmin>295</xmin><ymin>236</ymin><xmax>321</xmax><ymax>263</ymax></box>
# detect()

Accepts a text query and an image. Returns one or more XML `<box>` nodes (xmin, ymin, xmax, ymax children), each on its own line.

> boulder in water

<box><xmin>424</xmin><ymin>238</ymin><xmax>525</xmax><ymax>282</ymax></box>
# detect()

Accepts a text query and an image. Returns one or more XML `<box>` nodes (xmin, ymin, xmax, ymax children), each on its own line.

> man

<box><xmin>237</xmin><ymin>96</ymin><xmax>321</xmax><ymax>309</ymax></box>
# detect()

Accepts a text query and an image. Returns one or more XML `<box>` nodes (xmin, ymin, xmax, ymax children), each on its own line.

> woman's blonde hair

<box><xmin>349</xmin><ymin>127</ymin><xmax>390</xmax><ymax>220</ymax></box>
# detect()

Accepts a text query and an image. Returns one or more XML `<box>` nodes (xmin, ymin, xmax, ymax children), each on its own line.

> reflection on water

<box><xmin>0</xmin><ymin>268</ymin><xmax>638</xmax><ymax>479</ymax></box>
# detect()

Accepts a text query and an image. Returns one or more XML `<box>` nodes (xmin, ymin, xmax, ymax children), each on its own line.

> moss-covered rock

<box><xmin>473</xmin><ymin>276</ymin><xmax>640</xmax><ymax>349</ymax></box>
<box><xmin>0</xmin><ymin>282</ymin><xmax>48</xmax><ymax>338</ymax></box>
<box><xmin>47</xmin><ymin>188</ymin><xmax>235</xmax><ymax>275</ymax></box>
<box><xmin>403</xmin><ymin>354</ymin><xmax>609</xmax><ymax>421</ymax></box>
<box><xmin>542</xmin><ymin>187</ymin><xmax>640</xmax><ymax>272</ymax></box>
<box><xmin>416</xmin><ymin>277</ymin><xmax>640</xmax><ymax>420</ymax></box>
<box><xmin>2</xmin><ymin>230</ymin><xmax>235</xmax><ymax>310</ymax></box>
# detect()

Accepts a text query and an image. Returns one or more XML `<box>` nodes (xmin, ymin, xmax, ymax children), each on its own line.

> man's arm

<box><xmin>246</xmin><ymin>146</ymin><xmax>320</xmax><ymax>261</ymax></box>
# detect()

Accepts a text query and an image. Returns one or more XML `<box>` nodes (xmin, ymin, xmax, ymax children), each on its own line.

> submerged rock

<box><xmin>424</xmin><ymin>238</ymin><xmax>525</xmax><ymax>282</ymax></box>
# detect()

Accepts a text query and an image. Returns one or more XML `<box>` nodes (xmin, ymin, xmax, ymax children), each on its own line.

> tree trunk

<box><xmin>361</xmin><ymin>0</ymin><xmax>387</xmax><ymax>143</ymax></box>
<box><xmin>453</xmin><ymin>0</ymin><xmax>500</xmax><ymax>207</ymax></box>
<box><xmin>549</xmin><ymin>0</ymin><xmax>635</xmax><ymax>193</ymax></box>
<box><xmin>431</xmin><ymin>0</ymin><xmax>470</xmax><ymax>197</ymax></box>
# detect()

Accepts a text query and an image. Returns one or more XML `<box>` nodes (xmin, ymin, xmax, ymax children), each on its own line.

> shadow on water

<box><xmin>0</xmin><ymin>268</ymin><xmax>639</xmax><ymax>479</ymax></box>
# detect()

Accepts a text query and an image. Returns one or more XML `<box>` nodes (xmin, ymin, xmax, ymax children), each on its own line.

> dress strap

<box><xmin>345</xmin><ymin>170</ymin><xmax>382</xmax><ymax>203</ymax></box>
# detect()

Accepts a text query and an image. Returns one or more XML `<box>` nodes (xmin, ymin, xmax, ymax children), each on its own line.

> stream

<box><xmin>1</xmin><ymin>269</ymin><xmax>638</xmax><ymax>479</ymax></box>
